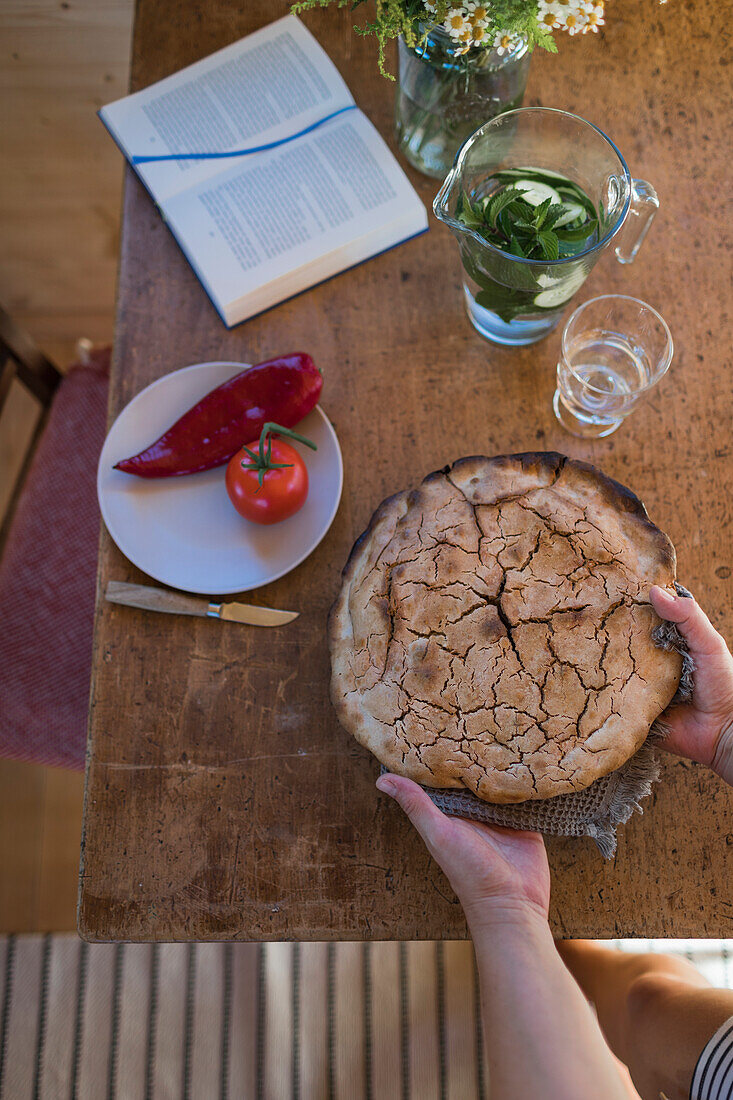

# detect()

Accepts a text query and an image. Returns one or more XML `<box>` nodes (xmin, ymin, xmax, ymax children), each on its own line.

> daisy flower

<box><xmin>493</xmin><ymin>29</ymin><xmax>522</xmax><ymax>55</ymax></box>
<box><xmin>537</xmin><ymin>1</ymin><xmax>564</xmax><ymax>30</ymax></box>
<box><xmin>549</xmin><ymin>0</ymin><xmax>590</xmax><ymax>34</ymax></box>
<box><xmin>563</xmin><ymin>10</ymin><xmax>588</xmax><ymax>34</ymax></box>
<box><xmin>580</xmin><ymin>1</ymin><xmax>605</xmax><ymax>32</ymax></box>
<box><xmin>444</xmin><ymin>7</ymin><xmax>471</xmax><ymax>38</ymax></box>
<box><xmin>465</xmin><ymin>2</ymin><xmax>490</xmax><ymax>24</ymax></box>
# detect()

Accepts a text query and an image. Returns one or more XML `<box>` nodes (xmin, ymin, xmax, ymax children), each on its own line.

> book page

<box><xmin>100</xmin><ymin>15</ymin><xmax>354</xmax><ymax>202</ymax></box>
<box><xmin>162</xmin><ymin>110</ymin><xmax>428</xmax><ymax>325</ymax></box>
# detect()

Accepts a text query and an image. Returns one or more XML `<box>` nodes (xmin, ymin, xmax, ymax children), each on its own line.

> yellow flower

<box><xmin>537</xmin><ymin>1</ymin><xmax>563</xmax><ymax>28</ymax></box>
<box><xmin>493</xmin><ymin>29</ymin><xmax>519</xmax><ymax>55</ymax></box>
<box><xmin>444</xmin><ymin>8</ymin><xmax>471</xmax><ymax>38</ymax></box>
<box><xmin>563</xmin><ymin>12</ymin><xmax>588</xmax><ymax>34</ymax></box>
<box><xmin>580</xmin><ymin>1</ymin><xmax>605</xmax><ymax>32</ymax></box>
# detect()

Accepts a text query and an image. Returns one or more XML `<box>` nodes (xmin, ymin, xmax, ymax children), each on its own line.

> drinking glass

<box><xmin>433</xmin><ymin>108</ymin><xmax>659</xmax><ymax>346</ymax></box>
<box><xmin>553</xmin><ymin>295</ymin><xmax>673</xmax><ymax>438</ymax></box>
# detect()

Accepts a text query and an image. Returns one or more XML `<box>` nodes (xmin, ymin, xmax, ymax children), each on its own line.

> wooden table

<box><xmin>79</xmin><ymin>0</ymin><xmax>733</xmax><ymax>941</ymax></box>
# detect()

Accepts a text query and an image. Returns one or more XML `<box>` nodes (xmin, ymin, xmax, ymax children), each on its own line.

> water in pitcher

<box><xmin>455</xmin><ymin>167</ymin><xmax>600</xmax><ymax>344</ymax></box>
<box><xmin>434</xmin><ymin>108</ymin><xmax>661</xmax><ymax>347</ymax></box>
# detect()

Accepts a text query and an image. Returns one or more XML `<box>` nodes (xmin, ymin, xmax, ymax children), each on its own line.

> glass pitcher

<box><xmin>433</xmin><ymin>108</ymin><xmax>659</xmax><ymax>346</ymax></box>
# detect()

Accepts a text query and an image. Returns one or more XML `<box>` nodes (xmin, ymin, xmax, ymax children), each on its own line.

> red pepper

<box><xmin>114</xmin><ymin>353</ymin><xmax>322</xmax><ymax>477</ymax></box>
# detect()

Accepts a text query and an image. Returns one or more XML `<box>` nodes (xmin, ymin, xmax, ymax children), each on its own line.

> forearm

<box><xmin>469</xmin><ymin>909</ymin><xmax>630</xmax><ymax>1100</ymax></box>
<box><xmin>711</xmin><ymin>716</ymin><xmax>733</xmax><ymax>786</ymax></box>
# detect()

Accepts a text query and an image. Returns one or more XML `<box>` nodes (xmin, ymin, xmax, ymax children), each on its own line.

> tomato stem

<box><xmin>240</xmin><ymin>421</ymin><xmax>317</xmax><ymax>489</ymax></box>
<box><xmin>260</xmin><ymin>422</ymin><xmax>318</xmax><ymax>453</ymax></box>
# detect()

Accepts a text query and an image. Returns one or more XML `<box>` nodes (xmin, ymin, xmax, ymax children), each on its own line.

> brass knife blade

<box><xmin>105</xmin><ymin>581</ymin><xmax>298</xmax><ymax>626</ymax></box>
<box><xmin>212</xmin><ymin>601</ymin><xmax>298</xmax><ymax>626</ymax></box>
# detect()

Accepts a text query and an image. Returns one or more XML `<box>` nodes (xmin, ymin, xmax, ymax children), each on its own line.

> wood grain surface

<box><xmin>0</xmin><ymin>0</ymin><xmax>133</xmax><ymax>362</ymax></box>
<box><xmin>79</xmin><ymin>0</ymin><xmax>733</xmax><ymax>941</ymax></box>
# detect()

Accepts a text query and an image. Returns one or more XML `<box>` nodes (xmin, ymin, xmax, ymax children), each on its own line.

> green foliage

<box><xmin>457</xmin><ymin>186</ymin><xmax>598</xmax><ymax>262</ymax></box>
<box><xmin>290</xmin><ymin>0</ymin><xmax>560</xmax><ymax>77</ymax></box>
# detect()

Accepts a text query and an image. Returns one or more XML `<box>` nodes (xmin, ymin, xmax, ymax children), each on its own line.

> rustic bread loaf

<box><xmin>329</xmin><ymin>453</ymin><xmax>681</xmax><ymax>803</ymax></box>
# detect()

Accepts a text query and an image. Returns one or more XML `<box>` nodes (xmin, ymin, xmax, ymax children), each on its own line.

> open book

<box><xmin>100</xmin><ymin>15</ymin><xmax>428</xmax><ymax>327</ymax></box>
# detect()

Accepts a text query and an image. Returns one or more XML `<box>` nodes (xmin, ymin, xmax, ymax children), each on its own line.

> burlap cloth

<box><xmin>383</xmin><ymin>585</ymin><xmax>694</xmax><ymax>858</ymax></box>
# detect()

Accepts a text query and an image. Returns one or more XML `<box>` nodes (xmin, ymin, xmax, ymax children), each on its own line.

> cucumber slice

<box><xmin>513</xmin><ymin>179</ymin><xmax>562</xmax><ymax>207</ymax></box>
<box><xmin>553</xmin><ymin>201</ymin><xmax>586</xmax><ymax>227</ymax></box>
<box><xmin>496</xmin><ymin>167</ymin><xmax>569</xmax><ymax>181</ymax></box>
<box><xmin>534</xmin><ymin>268</ymin><xmax>587</xmax><ymax>308</ymax></box>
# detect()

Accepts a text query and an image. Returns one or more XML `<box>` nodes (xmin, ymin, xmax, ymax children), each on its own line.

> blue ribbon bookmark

<box><xmin>131</xmin><ymin>103</ymin><xmax>358</xmax><ymax>165</ymax></box>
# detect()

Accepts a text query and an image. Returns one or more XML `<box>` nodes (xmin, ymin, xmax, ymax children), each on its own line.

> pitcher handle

<box><xmin>614</xmin><ymin>178</ymin><xmax>659</xmax><ymax>265</ymax></box>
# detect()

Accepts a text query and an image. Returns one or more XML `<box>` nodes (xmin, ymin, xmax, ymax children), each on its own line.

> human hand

<box><xmin>650</xmin><ymin>586</ymin><xmax>733</xmax><ymax>786</ymax></box>
<box><xmin>375</xmin><ymin>773</ymin><xmax>550</xmax><ymax>930</ymax></box>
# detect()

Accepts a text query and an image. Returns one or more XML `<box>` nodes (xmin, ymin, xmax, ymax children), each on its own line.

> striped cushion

<box><xmin>0</xmin><ymin>351</ymin><xmax>109</xmax><ymax>770</ymax></box>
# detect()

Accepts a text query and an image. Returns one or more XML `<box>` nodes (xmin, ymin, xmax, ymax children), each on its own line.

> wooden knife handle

<box><xmin>105</xmin><ymin>581</ymin><xmax>209</xmax><ymax>618</ymax></box>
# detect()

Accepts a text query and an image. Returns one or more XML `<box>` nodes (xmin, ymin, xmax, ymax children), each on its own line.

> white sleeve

<box><xmin>689</xmin><ymin>1017</ymin><xmax>733</xmax><ymax>1100</ymax></box>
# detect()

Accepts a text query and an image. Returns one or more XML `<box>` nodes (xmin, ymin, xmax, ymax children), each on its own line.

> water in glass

<box><xmin>556</xmin><ymin>330</ymin><xmax>653</xmax><ymax>431</ymax></box>
<box><xmin>552</xmin><ymin>295</ymin><xmax>673</xmax><ymax>438</ymax></box>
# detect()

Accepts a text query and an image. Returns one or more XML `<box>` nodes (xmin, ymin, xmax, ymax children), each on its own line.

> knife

<box><xmin>105</xmin><ymin>581</ymin><xmax>298</xmax><ymax>626</ymax></box>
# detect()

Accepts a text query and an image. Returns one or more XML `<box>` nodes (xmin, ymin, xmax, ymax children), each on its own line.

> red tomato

<box><xmin>226</xmin><ymin>436</ymin><xmax>309</xmax><ymax>525</ymax></box>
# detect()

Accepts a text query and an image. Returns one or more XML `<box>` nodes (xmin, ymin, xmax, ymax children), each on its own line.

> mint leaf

<box><xmin>506</xmin><ymin>200</ymin><xmax>532</xmax><ymax>220</ymax></box>
<box><xmin>538</xmin><ymin>231</ymin><xmax>559</xmax><ymax>261</ymax></box>
<box><xmin>456</xmin><ymin>179</ymin><xmax>597</xmax><ymax>267</ymax></box>
<box><xmin>509</xmin><ymin>235</ymin><xmax>527</xmax><ymax>258</ymax></box>
<box><xmin>475</xmin><ymin>283</ymin><xmax>534</xmax><ymax>324</ymax></box>
<box><xmin>543</xmin><ymin>204</ymin><xmax>567</xmax><ymax>230</ymax></box>
<box><xmin>555</xmin><ymin>218</ymin><xmax>598</xmax><ymax>242</ymax></box>
<box><xmin>532</xmin><ymin>197</ymin><xmax>552</xmax><ymax>228</ymax></box>
<box><xmin>456</xmin><ymin>192</ymin><xmax>485</xmax><ymax>231</ymax></box>
<box><xmin>486</xmin><ymin>188</ymin><xmax>518</xmax><ymax>226</ymax></box>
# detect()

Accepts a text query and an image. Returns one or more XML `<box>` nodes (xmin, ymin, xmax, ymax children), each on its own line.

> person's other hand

<box><xmin>375</xmin><ymin>773</ymin><xmax>550</xmax><ymax>930</ymax></box>
<box><xmin>650</xmin><ymin>586</ymin><xmax>733</xmax><ymax>786</ymax></box>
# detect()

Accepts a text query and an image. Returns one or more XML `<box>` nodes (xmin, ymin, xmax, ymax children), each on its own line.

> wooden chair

<box><xmin>0</xmin><ymin>309</ymin><xmax>110</xmax><ymax>769</ymax></box>
<box><xmin>0</xmin><ymin>309</ymin><xmax>64</xmax><ymax>552</ymax></box>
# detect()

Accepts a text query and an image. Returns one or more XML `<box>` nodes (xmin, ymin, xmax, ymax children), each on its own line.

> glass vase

<box><xmin>395</xmin><ymin>26</ymin><xmax>531</xmax><ymax>179</ymax></box>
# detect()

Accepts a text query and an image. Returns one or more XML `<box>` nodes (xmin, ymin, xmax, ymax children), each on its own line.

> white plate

<box><xmin>97</xmin><ymin>362</ymin><xmax>343</xmax><ymax>594</ymax></box>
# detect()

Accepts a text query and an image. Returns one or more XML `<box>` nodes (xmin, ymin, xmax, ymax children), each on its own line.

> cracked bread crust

<box><xmin>329</xmin><ymin>453</ymin><xmax>682</xmax><ymax>803</ymax></box>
